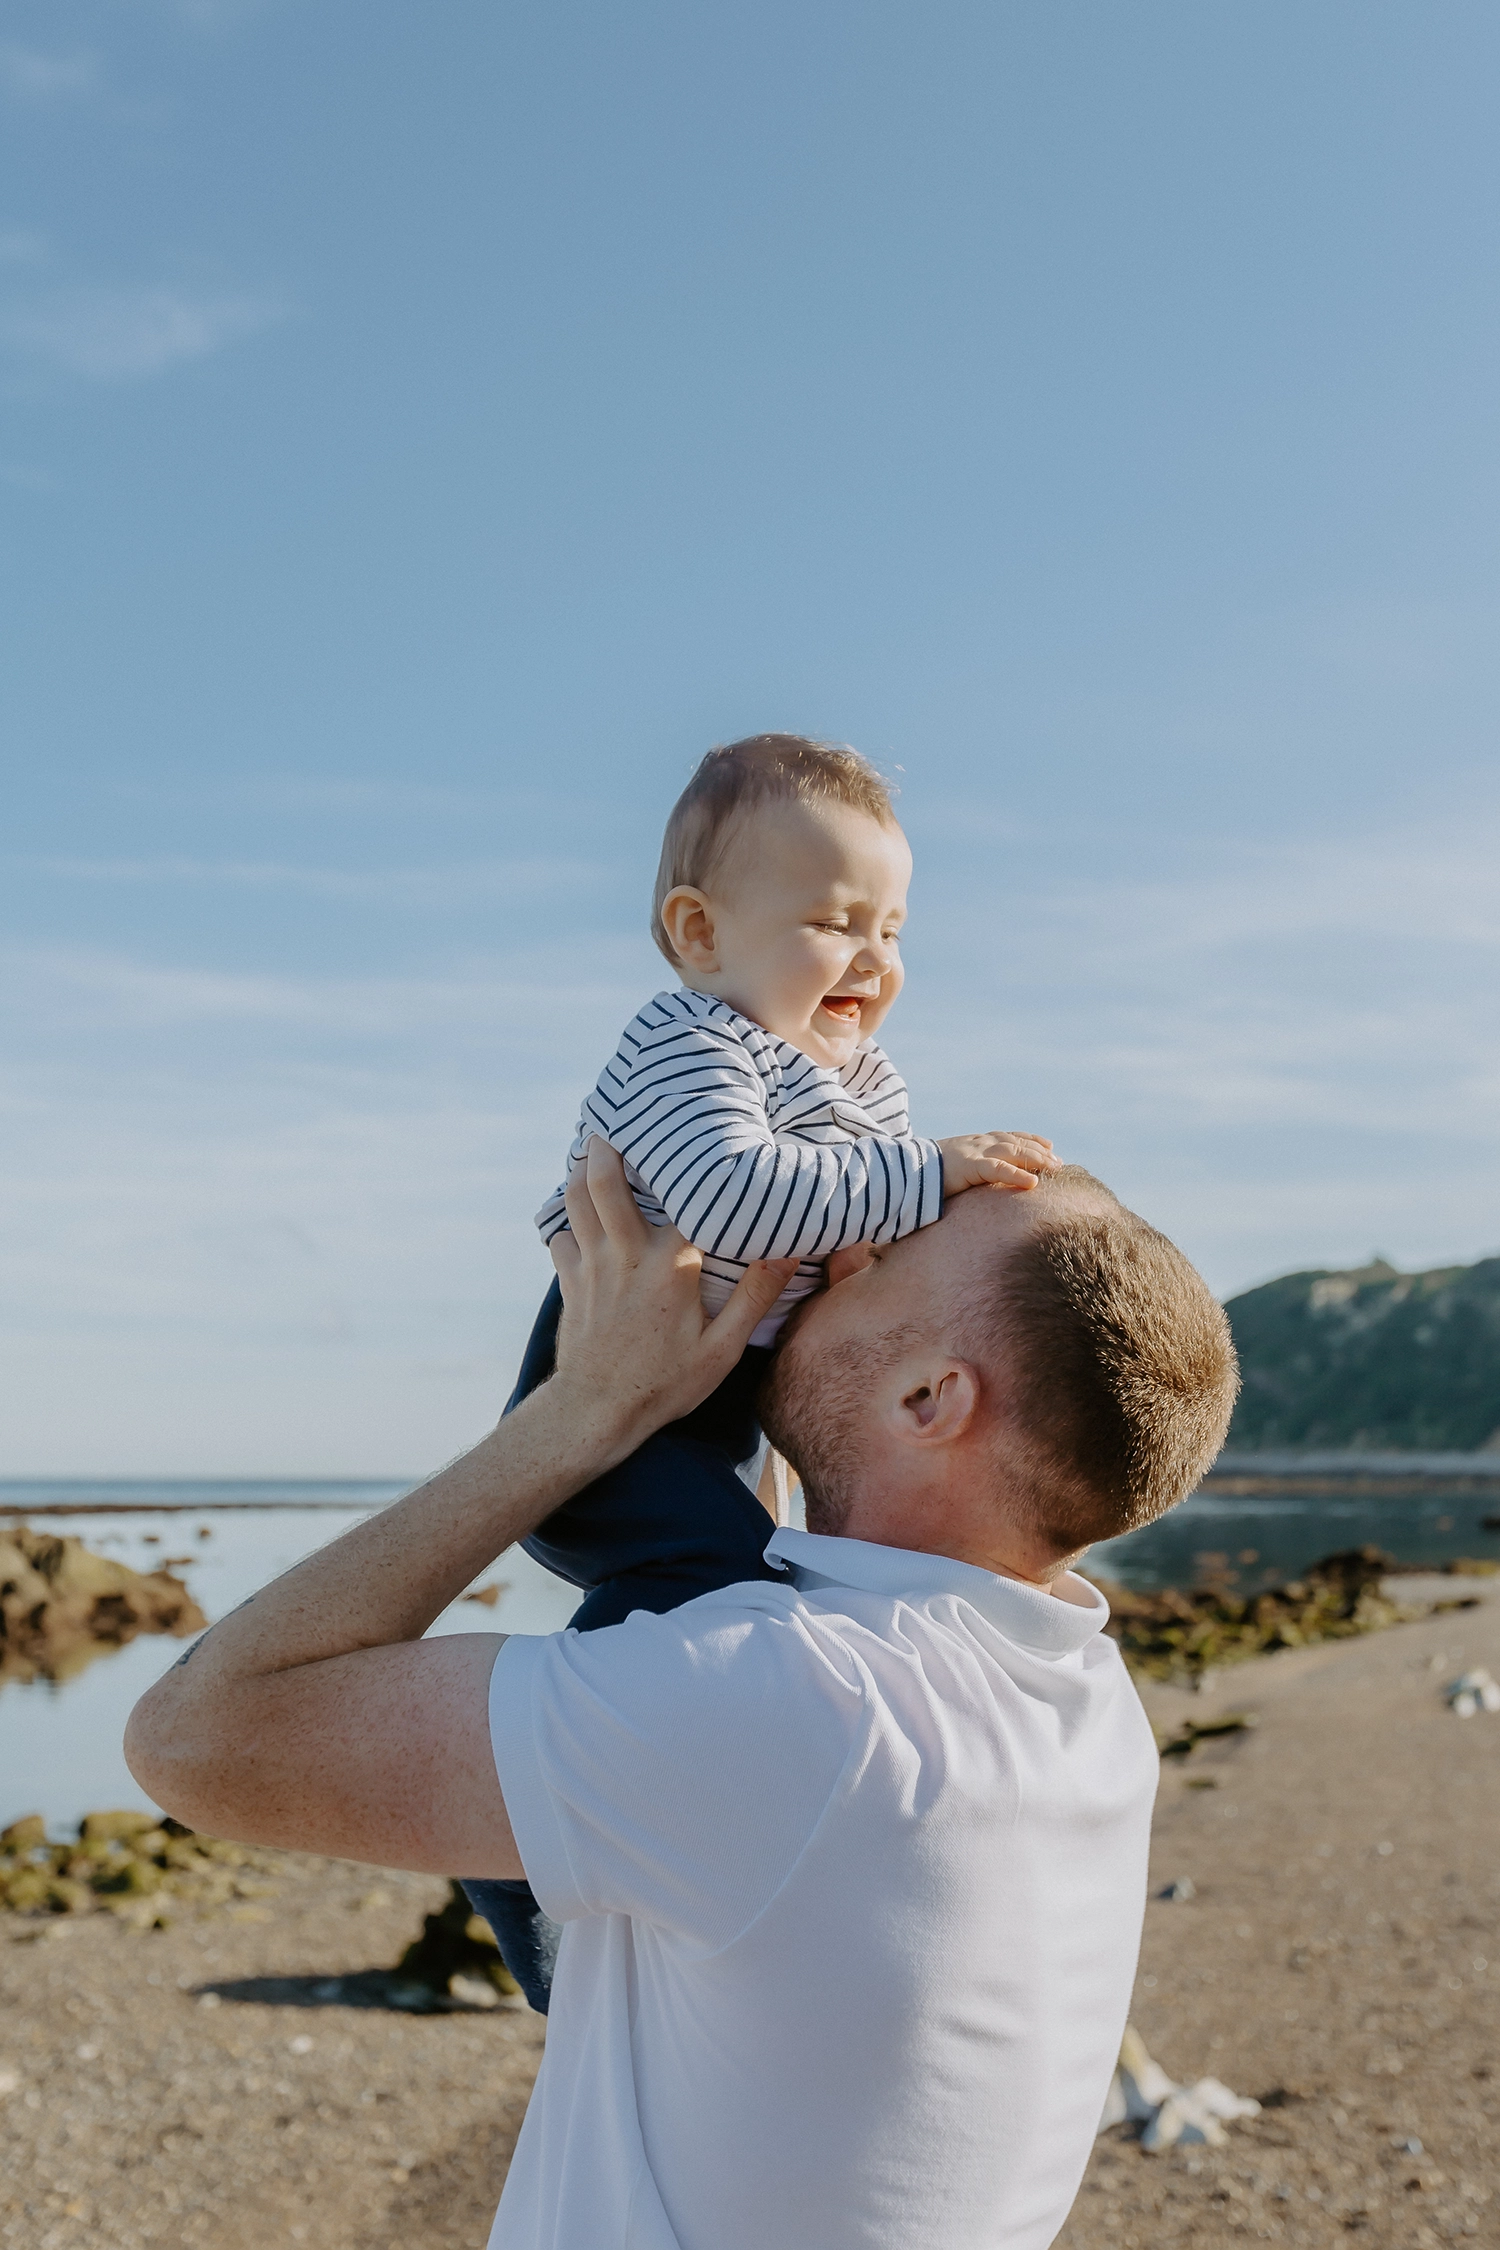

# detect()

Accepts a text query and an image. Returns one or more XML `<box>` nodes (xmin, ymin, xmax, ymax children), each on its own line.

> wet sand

<box><xmin>3</xmin><ymin>1580</ymin><xmax>1496</xmax><ymax>2249</ymax></box>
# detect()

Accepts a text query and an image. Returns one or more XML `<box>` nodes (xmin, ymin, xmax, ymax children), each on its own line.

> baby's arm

<box><xmin>610</xmin><ymin>1019</ymin><xmax>943</xmax><ymax>1263</ymax></box>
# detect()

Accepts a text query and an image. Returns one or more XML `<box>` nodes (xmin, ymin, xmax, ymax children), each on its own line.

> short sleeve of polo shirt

<box><xmin>488</xmin><ymin>1597</ymin><xmax>857</xmax><ymax>1950</ymax></box>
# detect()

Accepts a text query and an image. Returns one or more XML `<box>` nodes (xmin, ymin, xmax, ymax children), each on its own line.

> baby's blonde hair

<box><xmin>651</xmin><ymin>734</ymin><xmax>898</xmax><ymax>965</ymax></box>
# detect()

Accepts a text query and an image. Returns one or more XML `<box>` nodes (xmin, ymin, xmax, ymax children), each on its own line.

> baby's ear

<box><xmin>660</xmin><ymin>887</ymin><xmax>717</xmax><ymax>970</ymax></box>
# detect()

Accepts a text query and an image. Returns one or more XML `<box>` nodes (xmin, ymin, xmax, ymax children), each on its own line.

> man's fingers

<box><xmin>583</xmin><ymin>1136</ymin><xmax>653</xmax><ymax>1251</ymax></box>
<box><xmin>825</xmin><ymin>1242</ymin><xmax>875</xmax><ymax>1286</ymax></box>
<box><xmin>562</xmin><ymin>1144</ymin><xmax>608</xmax><ymax>1252</ymax></box>
<box><xmin>548</xmin><ymin>1228</ymin><xmax>583</xmax><ymax>1299</ymax></box>
<box><xmin>703</xmin><ymin>1258</ymin><xmax>798</xmax><ymax>1364</ymax></box>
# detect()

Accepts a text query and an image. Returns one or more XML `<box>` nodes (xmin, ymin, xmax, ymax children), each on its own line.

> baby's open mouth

<box><xmin>819</xmin><ymin>995</ymin><xmax>862</xmax><ymax>1023</ymax></box>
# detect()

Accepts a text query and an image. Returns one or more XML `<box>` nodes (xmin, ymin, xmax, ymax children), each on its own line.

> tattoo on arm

<box><xmin>172</xmin><ymin>1592</ymin><xmax>257</xmax><ymax>1668</ymax></box>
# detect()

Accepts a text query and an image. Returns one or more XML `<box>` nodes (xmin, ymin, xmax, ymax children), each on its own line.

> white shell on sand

<box><xmin>1098</xmin><ymin>2025</ymin><xmax>1261</xmax><ymax>2151</ymax></box>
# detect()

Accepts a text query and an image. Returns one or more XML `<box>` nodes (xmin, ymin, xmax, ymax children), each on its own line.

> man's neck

<box><xmin>887</xmin><ymin>1530</ymin><xmax>1070</xmax><ymax>1591</ymax></box>
<box><xmin>814</xmin><ymin>1503</ymin><xmax>1073</xmax><ymax>1592</ymax></box>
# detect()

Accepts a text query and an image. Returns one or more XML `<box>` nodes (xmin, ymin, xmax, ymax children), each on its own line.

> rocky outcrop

<box><xmin>1225</xmin><ymin>1255</ymin><xmax>1500</xmax><ymax>1451</ymax></box>
<box><xmin>0</xmin><ymin>1526</ymin><xmax>207</xmax><ymax>1687</ymax></box>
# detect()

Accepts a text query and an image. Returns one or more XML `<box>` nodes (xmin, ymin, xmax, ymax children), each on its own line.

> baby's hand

<box><xmin>938</xmin><ymin>1132</ymin><xmax>1059</xmax><ymax>1197</ymax></box>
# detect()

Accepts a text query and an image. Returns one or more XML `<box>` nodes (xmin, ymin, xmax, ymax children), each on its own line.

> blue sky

<box><xmin>3</xmin><ymin>1</ymin><xmax>1498</xmax><ymax>1474</ymax></box>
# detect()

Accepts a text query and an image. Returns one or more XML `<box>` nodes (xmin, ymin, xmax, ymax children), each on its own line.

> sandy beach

<box><xmin>3</xmin><ymin>1578</ymin><xmax>1496</xmax><ymax>2250</ymax></box>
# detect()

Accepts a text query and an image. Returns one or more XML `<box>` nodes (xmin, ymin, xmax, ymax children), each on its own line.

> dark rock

<box><xmin>0</xmin><ymin>1527</ymin><xmax>206</xmax><ymax>1687</ymax></box>
<box><xmin>394</xmin><ymin>1882</ymin><xmax>521</xmax><ymax>2002</ymax></box>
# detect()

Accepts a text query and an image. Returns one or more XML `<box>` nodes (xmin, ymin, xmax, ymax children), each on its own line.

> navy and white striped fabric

<box><xmin>536</xmin><ymin>989</ymin><xmax>943</xmax><ymax>1341</ymax></box>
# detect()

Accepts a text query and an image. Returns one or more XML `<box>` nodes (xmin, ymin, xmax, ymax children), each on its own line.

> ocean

<box><xmin>4</xmin><ymin>1467</ymin><xmax>1498</xmax><ymax>1831</ymax></box>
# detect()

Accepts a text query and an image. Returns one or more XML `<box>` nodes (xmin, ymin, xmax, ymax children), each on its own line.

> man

<box><xmin>126</xmin><ymin>1141</ymin><xmax>1237</xmax><ymax>2250</ymax></box>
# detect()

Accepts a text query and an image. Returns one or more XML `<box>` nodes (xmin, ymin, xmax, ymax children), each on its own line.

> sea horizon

<box><xmin>7</xmin><ymin>1449</ymin><xmax>1500</xmax><ymax>1513</ymax></box>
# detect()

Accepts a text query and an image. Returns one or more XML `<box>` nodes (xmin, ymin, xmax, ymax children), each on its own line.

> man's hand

<box><xmin>548</xmin><ymin>1139</ymin><xmax>797</xmax><ymax>1468</ymax></box>
<box><xmin>938</xmin><ymin>1132</ymin><xmax>1059</xmax><ymax>1197</ymax></box>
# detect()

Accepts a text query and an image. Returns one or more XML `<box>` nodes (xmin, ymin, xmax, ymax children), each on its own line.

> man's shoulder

<box><xmin>617</xmin><ymin>1577</ymin><xmax>860</xmax><ymax>1659</ymax></box>
<box><xmin>536</xmin><ymin>1580</ymin><xmax>875</xmax><ymax>1707</ymax></box>
<box><xmin>499</xmin><ymin>1590</ymin><xmax>867</xmax><ymax>1812</ymax></box>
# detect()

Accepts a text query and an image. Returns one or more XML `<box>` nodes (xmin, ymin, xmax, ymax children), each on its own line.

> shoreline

<box><xmin>1205</xmin><ymin>1473</ymin><xmax>1500</xmax><ymax>1499</ymax></box>
<box><xmin>0</xmin><ymin>1502</ymin><xmax>385</xmax><ymax>1516</ymax></box>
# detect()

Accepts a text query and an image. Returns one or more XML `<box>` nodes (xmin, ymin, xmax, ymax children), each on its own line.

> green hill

<box><xmin>1224</xmin><ymin>1254</ymin><xmax>1500</xmax><ymax>1453</ymax></box>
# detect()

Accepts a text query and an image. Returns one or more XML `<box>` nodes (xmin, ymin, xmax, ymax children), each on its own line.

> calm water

<box><xmin>4</xmin><ymin>1474</ymin><xmax>1498</xmax><ymax>1831</ymax></box>
<box><xmin>1</xmin><ymin>1481</ymin><xmax>577</xmax><ymax>1832</ymax></box>
<box><xmin>1088</xmin><ymin>1480</ymin><xmax>1500</xmax><ymax>1593</ymax></box>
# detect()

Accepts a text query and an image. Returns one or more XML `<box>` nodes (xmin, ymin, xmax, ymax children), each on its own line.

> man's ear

<box><xmin>660</xmin><ymin>887</ymin><xmax>718</xmax><ymax>974</ymax></box>
<box><xmin>895</xmin><ymin>1362</ymin><xmax>980</xmax><ymax>1444</ymax></box>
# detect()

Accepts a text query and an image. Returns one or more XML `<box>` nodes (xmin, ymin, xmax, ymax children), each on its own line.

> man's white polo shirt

<box><xmin>486</xmin><ymin>1528</ymin><xmax>1158</xmax><ymax>2250</ymax></box>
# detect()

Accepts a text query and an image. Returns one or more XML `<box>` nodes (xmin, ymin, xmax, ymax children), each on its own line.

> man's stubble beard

<box><xmin>758</xmin><ymin>1317</ymin><xmax>920</xmax><ymax>1539</ymax></box>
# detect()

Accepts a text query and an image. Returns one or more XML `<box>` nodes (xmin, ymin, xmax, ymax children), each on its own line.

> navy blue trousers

<box><xmin>463</xmin><ymin>1280</ymin><xmax>783</xmax><ymax>2011</ymax></box>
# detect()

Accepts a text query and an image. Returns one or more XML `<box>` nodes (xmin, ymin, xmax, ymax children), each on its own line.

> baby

<box><xmin>466</xmin><ymin>733</ymin><xmax>1057</xmax><ymax>2007</ymax></box>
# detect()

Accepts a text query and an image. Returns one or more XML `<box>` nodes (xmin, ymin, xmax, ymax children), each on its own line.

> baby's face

<box><xmin>669</xmin><ymin>799</ymin><xmax>910</xmax><ymax>1069</ymax></box>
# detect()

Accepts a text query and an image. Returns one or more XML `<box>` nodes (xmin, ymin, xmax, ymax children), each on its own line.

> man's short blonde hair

<box><xmin>977</xmin><ymin>1169</ymin><xmax>1240</xmax><ymax>1551</ymax></box>
<box><xmin>651</xmin><ymin>734</ymin><xmax>897</xmax><ymax>965</ymax></box>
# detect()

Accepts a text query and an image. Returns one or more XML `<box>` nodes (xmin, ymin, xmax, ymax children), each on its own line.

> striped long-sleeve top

<box><xmin>535</xmin><ymin>988</ymin><xmax>944</xmax><ymax>1344</ymax></box>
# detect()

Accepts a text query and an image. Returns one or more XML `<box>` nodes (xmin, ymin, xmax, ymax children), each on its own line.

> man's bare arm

<box><xmin>124</xmin><ymin>1142</ymin><xmax>794</xmax><ymax>1876</ymax></box>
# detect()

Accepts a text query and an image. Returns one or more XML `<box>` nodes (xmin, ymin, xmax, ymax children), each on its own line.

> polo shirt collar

<box><xmin>763</xmin><ymin>1526</ymin><xmax>1110</xmax><ymax>1656</ymax></box>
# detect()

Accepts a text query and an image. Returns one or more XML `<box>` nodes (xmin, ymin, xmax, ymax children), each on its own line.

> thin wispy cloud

<box><xmin>3</xmin><ymin>944</ymin><xmax>648</xmax><ymax>1041</ymax></box>
<box><xmin>2</xmin><ymin>284</ymin><xmax>284</xmax><ymax>380</ymax></box>
<box><xmin>4</xmin><ymin>805</ymin><xmax>1496</xmax><ymax>1468</ymax></box>
<box><xmin>0</xmin><ymin>44</ymin><xmax>99</xmax><ymax>102</ymax></box>
<box><xmin>10</xmin><ymin>950</ymin><xmax>496</xmax><ymax>1035</ymax></box>
<box><xmin>882</xmin><ymin>806</ymin><xmax>1500</xmax><ymax>1289</ymax></box>
<box><xmin>930</xmin><ymin>814</ymin><xmax>1500</xmax><ymax>961</ymax></box>
<box><xmin>111</xmin><ymin>774</ymin><xmax>566</xmax><ymax>820</ymax></box>
<box><xmin>244</xmin><ymin>777</ymin><xmax>521</xmax><ymax>818</ymax></box>
<box><xmin>26</xmin><ymin>853</ymin><xmax>607</xmax><ymax>902</ymax></box>
<box><xmin>1036</xmin><ymin>832</ymin><xmax>1500</xmax><ymax>959</ymax></box>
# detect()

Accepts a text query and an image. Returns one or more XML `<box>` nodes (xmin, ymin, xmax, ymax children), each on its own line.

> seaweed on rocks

<box><xmin>0</xmin><ymin>1812</ymin><xmax>282</xmax><ymax>1925</ymax></box>
<box><xmin>1087</xmin><ymin>1546</ymin><xmax>1408</xmax><ymax>1685</ymax></box>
